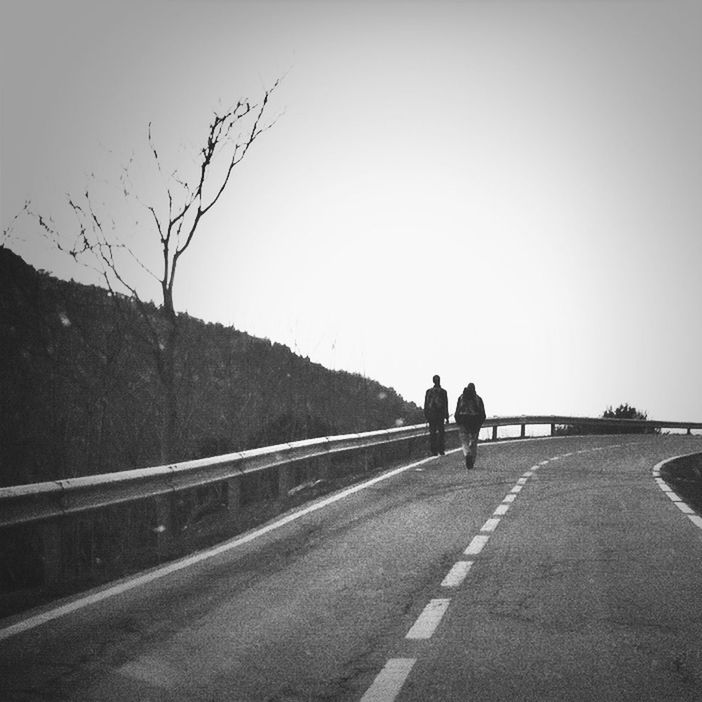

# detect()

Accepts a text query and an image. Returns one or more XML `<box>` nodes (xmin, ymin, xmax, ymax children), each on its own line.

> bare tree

<box><xmin>32</xmin><ymin>81</ymin><xmax>280</xmax><ymax>463</ymax></box>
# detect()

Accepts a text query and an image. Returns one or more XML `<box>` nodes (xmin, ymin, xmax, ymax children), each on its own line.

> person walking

<box><xmin>424</xmin><ymin>374</ymin><xmax>449</xmax><ymax>456</ymax></box>
<box><xmin>455</xmin><ymin>382</ymin><xmax>486</xmax><ymax>469</ymax></box>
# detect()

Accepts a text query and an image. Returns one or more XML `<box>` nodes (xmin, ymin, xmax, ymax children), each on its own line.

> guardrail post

<box><xmin>40</xmin><ymin>519</ymin><xmax>62</xmax><ymax>585</ymax></box>
<box><xmin>278</xmin><ymin>464</ymin><xmax>293</xmax><ymax>498</ymax></box>
<box><xmin>551</xmin><ymin>423</ymin><xmax>555</xmax><ymax>436</ymax></box>
<box><xmin>688</xmin><ymin>427</ymin><xmax>692</xmax><ymax>435</ymax></box>
<box><xmin>492</xmin><ymin>426</ymin><xmax>498</xmax><ymax>441</ymax></box>
<box><xmin>520</xmin><ymin>424</ymin><xmax>526</xmax><ymax>438</ymax></box>
<box><xmin>317</xmin><ymin>454</ymin><xmax>331</xmax><ymax>482</ymax></box>
<box><xmin>226</xmin><ymin>475</ymin><xmax>241</xmax><ymax>526</ymax></box>
<box><xmin>153</xmin><ymin>495</ymin><xmax>174</xmax><ymax>558</ymax></box>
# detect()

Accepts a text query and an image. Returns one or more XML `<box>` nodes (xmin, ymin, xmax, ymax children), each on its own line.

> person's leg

<box><xmin>457</xmin><ymin>426</ymin><xmax>468</xmax><ymax>455</ymax></box>
<box><xmin>437</xmin><ymin>421</ymin><xmax>445</xmax><ymax>455</ymax></box>
<box><xmin>458</xmin><ymin>426</ymin><xmax>472</xmax><ymax>469</ymax></box>
<box><xmin>429</xmin><ymin>420</ymin><xmax>438</xmax><ymax>455</ymax></box>
<box><xmin>468</xmin><ymin>428</ymin><xmax>479</xmax><ymax>464</ymax></box>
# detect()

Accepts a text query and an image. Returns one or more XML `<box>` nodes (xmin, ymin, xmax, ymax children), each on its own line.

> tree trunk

<box><xmin>158</xmin><ymin>302</ymin><xmax>179</xmax><ymax>465</ymax></box>
<box><xmin>160</xmin><ymin>354</ymin><xmax>178</xmax><ymax>464</ymax></box>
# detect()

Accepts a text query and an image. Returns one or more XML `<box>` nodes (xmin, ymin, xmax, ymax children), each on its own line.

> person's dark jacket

<box><xmin>424</xmin><ymin>386</ymin><xmax>449</xmax><ymax>422</ymax></box>
<box><xmin>455</xmin><ymin>390</ymin><xmax>486</xmax><ymax>431</ymax></box>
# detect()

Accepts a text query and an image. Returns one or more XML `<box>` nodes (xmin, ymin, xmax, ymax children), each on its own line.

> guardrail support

<box><xmin>492</xmin><ymin>426</ymin><xmax>498</xmax><ymax>441</ymax></box>
<box><xmin>317</xmin><ymin>454</ymin><xmax>331</xmax><ymax>481</ymax></box>
<box><xmin>226</xmin><ymin>476</ymin><xmax>241</xmax><ymax>526</ymax></box>
<box><xmin>278</xmin><ymin>464</ymin><xmax>293</xmax><ymax>498</ymax></box>
<box><xmin>551</xmin><ymin>423</ymin><xmax>556</xmax><ymax>436</ymax></box>
<box><xmin>153</xmin><ymin>495</ymin><xmax>174</xmax><ymax>557</ymax></box>
<box><xmin>40</xmin><ymin>519</ymin><xmax>62</xmax><ymax>585</ymax></box>
<box><xmin>520</xmin><ymin>424</ymin><xmax>526</xmax><ymax>438</ymax></box>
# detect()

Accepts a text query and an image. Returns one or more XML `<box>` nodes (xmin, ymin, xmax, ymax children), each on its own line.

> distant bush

<box><xmin>602</xmin><ymin>403</ymin><xmax>647</xmax><ymax>423</ymax></box>
<box><xmin>555</xmin><ymin>403</ymin><xmax>658</xmax><ymax>436</ymax></box>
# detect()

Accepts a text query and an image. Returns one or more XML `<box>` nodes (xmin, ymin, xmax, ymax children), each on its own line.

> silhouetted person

<box><xmin>424</xmin><ymin>374</ymin><xmax>449</xmax><ymax>456</ymax></box>
<box><xmin>455</xmin><ymin>382</ymin><xmax>486</xmax><ymax>469</ymax></box>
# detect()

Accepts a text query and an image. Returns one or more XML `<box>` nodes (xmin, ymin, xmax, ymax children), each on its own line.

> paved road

<box><xmin>1</xmin><ymin>435</ymin><xmax>701</xmax><ymax>701</ymax></box>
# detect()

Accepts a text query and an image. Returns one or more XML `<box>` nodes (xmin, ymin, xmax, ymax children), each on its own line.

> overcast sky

<box><xmin>2</xmin><ymin>0</ymin><xmax>701</xmax><ymax>422</ymax></box>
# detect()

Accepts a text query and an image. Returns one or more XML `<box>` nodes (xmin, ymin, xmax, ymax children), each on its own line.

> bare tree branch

<box><xmin>28</xmin><ymin>78</ymin><xmax>281</xmax><ymax>462</ymax></box>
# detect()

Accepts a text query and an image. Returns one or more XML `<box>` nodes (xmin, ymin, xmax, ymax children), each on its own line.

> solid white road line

<box><xmin>0</xmin><ymin>455</ymin><xmax>438</xmax><ymax>642</ymax></box>
<box><xmin>406</xmin><ymin>599</ymin><xmax>451</xmax><ymax>639</ymax></box>
<box><xmin>360</xmin><ymin>658</ymin><xmax>416</xmax><ymax>702</ymax></box>
<box><xmin>464</xmin><ymin>534</ymin><xmax>490</xmax><ymax>556</ymax></box>
<box><xmin>441</xmin><ymin>561</ymin><xmax>474</xmax><ymax>588</ymax></box>
<box><xmin>652</xmin><ymin>454</ymin><xmax>702</xmax><ymax>532</ymax></box>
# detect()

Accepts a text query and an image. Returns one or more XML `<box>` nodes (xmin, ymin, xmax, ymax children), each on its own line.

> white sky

<box><xmin>2</xmin><ymin>0</ymin><xmax>701</xmax><ymax>421</ymax></box>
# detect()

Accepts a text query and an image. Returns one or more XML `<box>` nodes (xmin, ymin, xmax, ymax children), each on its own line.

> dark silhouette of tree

<box><xmin>602</xmin><ymin>403</ymin><xmax>647</xmax><ymax>421</ymax></box>
<box><xmin>30</xmin><ymin>82</ymin><xmax>280</xmax><ymax>463</ymax></box>
<box><xmin>602</xmin><ymin>403</ymin><xmax>657</xmax><ymax>434</ymax></box>
<box><xmin>555</xmin><ymin>402</ymin><xmax>657</xmax><ymax>436</ymax></box>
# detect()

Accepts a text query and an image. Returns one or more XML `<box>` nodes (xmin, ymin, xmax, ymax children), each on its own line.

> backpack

<box><xmin>457</xmin><ymin>393</ymin><xmax>484</xmax><ymax>428</ymax></box>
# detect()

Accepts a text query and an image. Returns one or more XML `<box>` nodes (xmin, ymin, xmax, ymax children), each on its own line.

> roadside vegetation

<box><xmin>555</xmin><ymin>403</ymin><xmax>658</xmax><ymax>436</ymax></box>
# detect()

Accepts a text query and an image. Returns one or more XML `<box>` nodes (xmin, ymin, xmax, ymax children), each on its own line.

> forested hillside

<box><xmin>0</xmin><ymin>247</ymin><xmax>423</xmax><ymax>486</ymax></box>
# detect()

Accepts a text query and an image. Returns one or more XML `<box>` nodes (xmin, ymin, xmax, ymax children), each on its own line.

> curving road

<box><xmin>1</xmin><ymin>435</ymin><xmax>702</xmax><ymax>701</ymax></box>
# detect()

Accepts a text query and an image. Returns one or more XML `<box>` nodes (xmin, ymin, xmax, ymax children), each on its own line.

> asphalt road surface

<box><xmin>1</xmin><ymin>434</ymin><xmax>702</xmax><ymax>701</ymax></box>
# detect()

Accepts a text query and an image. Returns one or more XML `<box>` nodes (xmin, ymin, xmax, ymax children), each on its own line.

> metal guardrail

<box><xmin>0</xmin><ymin>423</ymin><xmax>428</xmax><ymax>528</ymax></box>
<box><xmin>1</xmin><ymin>414</ymin><xmax>701</xmax><ymax>598</ymax></box>
<box><xmin>2</xmin><ymin>415</ymin><xmax>700</xmax><ymax>529</ymax></box>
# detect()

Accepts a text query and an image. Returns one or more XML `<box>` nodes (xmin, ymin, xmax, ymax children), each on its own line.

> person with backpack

<box><xmin>455</xmin><ymin>382</ymin><xmax>486</xmax><ymax>469</ymax></box>
<box><xmin>424</xmin><ymin>374</ymin><xmax>449</xmax><ymax>456</ymax></box>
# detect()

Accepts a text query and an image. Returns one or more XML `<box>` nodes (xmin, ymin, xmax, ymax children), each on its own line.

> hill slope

<box><xmin>0</xmin><ymin>246</ymin><xmax>423</xmax><ymax>486</ymax></box>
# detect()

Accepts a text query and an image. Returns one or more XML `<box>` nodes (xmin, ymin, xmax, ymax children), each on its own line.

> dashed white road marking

<box><xmin>675</xmin><ymin>501</ymin><xmax>695</xmax><ymax>514</ymax></box>
<box><xmin>360</xmin><ymin>658</ymin><xmax>416</xmax><ymax>702</ymax></box>
<box><xmin>441</xmin><ymin>561</ymin><xmax>474</xmax><ymax>588</ymax></box>
<box><xmin>480</xmin><ymin>517</ymin><xmax>501</xmax><ymax>533</ymax></box>
<box><xmin>406</xmin><ymin>599</ymin><xmax>451</xmax><ymax>639</ymax></box>
<box><xmin>464</xmin><ymin>534</ymin><xmax>490</xmax><ymax>555</ymax></box>
<box><xmin>689</xmin><ymin>515</ymin><xmax>702</xmax><ymax>529</ymax></box>
<box><xmin>362</xmin><ymin>442</ymin><xmax>634</xmax><ymax>702</ymax></box>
